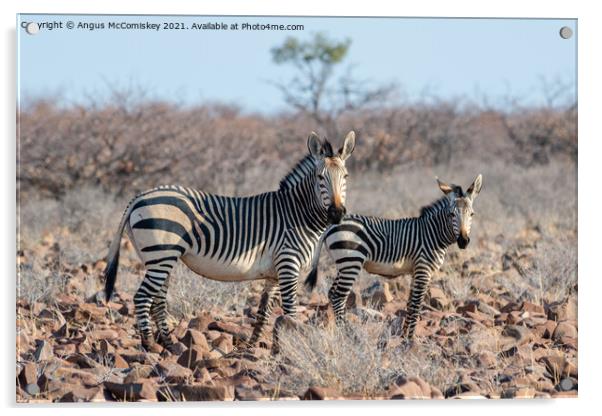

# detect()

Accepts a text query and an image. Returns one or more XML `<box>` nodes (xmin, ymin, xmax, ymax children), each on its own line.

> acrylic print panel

<box><xmin>16</xmin><ymin>14</ymin><xmax>577</xmax><ymax>402</ymax></box>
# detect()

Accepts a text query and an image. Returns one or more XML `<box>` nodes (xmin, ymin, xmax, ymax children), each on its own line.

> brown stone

<box><xmin>552</xmin><ymin>321</ymin><xmax>577</xmax><ymax>341</ymax></box>
<box><xmin>540</xmin><ymin>355</ymin><xmax>569</xmax><ymax>379</ymax></box>
<box><xmin>502</xmin><ymin>324</ymin><xmax>532</xmax><ymax>344</ymax></box>
<box><xmin>180</xmin><ymin>329</ymin><xmax>209</xmax><ymax>351</ymax></box>
<box><xmin>176</xmin><ymin>383</ymin><xmax>235</xmax><ymax>401</ymax></box>
<box><xmin>213</xmin><ymin>334</ymin><xmax>233</xmax><ymax>354</ymax></box>
<box><xmin>390</xmin><ymin>381</ymin><xmax>428</xmax><ymax>399</ymax></box>
<box><xmin>177</xmin><ymin>346</ymin><xmax>205</xmax><ymax>369</ymax></box>
<box><xmin>521</xmin><ymin>301</ymin><xmax>545</xmax><ymax>315</ymax></box>
<box><xmin>104</xmin><ymin>381</ymin><xmax>158</xmax><ymax>401</ymax></box>
<box><xmin>124</xmin><ymin>364</ymin><xmax>154</xmax><ymax>383</ymax></box>
<box><xmin>18</xmin><ymin>362</ymin><xmax>39</xmax><ymax>395</ymax></box>
<box><xmin>89</xmin><ymin>329</ymin><xmax>119</xmax><ymax>341</ymax></box>
<box><xmin>59</xmin><ymin>385</ymin><xmax>104</xmax><ymax>402</ymax></box>
<box><xmin>514</xmin><ymin>387</ymin><xmax>535</xmax><ymax>399</ymax></box>
<box><xmin>477</xmin><ymin>351</ymin><xmax>497</xmax><ymax>369</ymax></box>
<box><xmin>429</xmin><ymin>286</ymin><xmax>449</xmax><ymax>310</ymax></box>
<box><xmin>113</xmin><ymin>353</ymin><xmax>129</xmax><ymax>369</ymax></box>
<box><xmin>302</xmin><ymin>386</ymin><xmax>342</xmax><ymax>400</ymax></box>
<box><xmin>156</xmin><ymin>362</ymin><xmax>193</xmax><ymax>384</ymax></box>
<box><xmin>193</xmin><ymin>367</ymin><xmax>213</xmax><ymax>383</ymax></box>
<box><xmin>33</xmin><ymin>339</ymin><xmax>53</xmax><ymax>362</ymax></box>
<box><xmin>188</xmin><ymin>312</ymin><xmax>213</xmax><ymax>331</ymax></box>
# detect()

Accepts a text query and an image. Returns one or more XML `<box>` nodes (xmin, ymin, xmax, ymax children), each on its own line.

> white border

<box><xmin>2</xmin><ymin>1</ymin><xmax>599</xmax><ymax>414</ymax></box>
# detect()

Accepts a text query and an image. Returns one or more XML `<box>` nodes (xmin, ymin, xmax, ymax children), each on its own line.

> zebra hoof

<box><xmin>141</xmin><ymin>340</ymin><xmax>163</xmax><ymax>354</ymax></box>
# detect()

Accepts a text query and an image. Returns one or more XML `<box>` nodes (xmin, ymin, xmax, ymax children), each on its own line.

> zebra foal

<box><xmin>305</xmin><ymin>175</ymin><xmax>482</xmax><ymax>340</ymax></box>
<box><xmin>103</xmin><ymin>131</ymin><xmax>356</xmax><ymax>352</ymax></box>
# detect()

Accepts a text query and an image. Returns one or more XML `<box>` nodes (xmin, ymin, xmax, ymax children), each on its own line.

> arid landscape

<box><xmin>16</xmin><ymin>95</ymin><xmax>577</xmax><ymax>401</ymax></box>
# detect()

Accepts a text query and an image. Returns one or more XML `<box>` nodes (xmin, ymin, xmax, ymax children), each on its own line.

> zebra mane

<box><xmin>278</xmin><ymin>154</ymin><xmax>318</xmax><ymax>191</ymax></box>
<box><xmin>419</xmin><ymin>196</ymin><xmax>451</xmax><ymax>217</ymax></box>
<box><xmin>419</xmin><ymin>185</ymin><xmax>465</xmax><ymax>217</ymax></box>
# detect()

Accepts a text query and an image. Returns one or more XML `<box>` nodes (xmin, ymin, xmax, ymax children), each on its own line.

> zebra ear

<box><xmin>467</xmin><ymin>174</ymin><xmax>483</xmax><ymax>200</ymax></box>
<box><xmin>338</xmin><ymin>131</ymin><xmax>356</xmax><ymax>161</ymax></box>
<box><xmin>437</xmin><ymin>178</ymin><xmax>454</xmax><ymax>195</ymax></box>
<box><xmin>307</xmin><ymin>132</ymin><xmax>324</xmax><ymax>159</ymax></box>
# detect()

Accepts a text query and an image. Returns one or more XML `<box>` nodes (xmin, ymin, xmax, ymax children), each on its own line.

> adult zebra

<box><xmin>103</xmin><ymin>131</ymin><xmax>356</xmax><ymax>352</ymax></box>
<box><xmin>305</xmin><ymin>175</ymin><xmax>482</xmax><ymax>340</ymax></box>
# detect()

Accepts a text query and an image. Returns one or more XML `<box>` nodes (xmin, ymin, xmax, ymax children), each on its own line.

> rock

<box><xmin>113</xmin><ymin>353</ymin><xmax>129</xmax><ymax>369</ymax></box>
<box><xmin>477</xmin><ymin>351</ymin><xmax>497</xmax><ymax>369</ymax></box>
<box><xmin>235</xmin><ymin>386</ymin><xmax>267</xmax><ymax>401</ymax></box>
<box><xmin>76</xmin><ymin>303</ymin><xmax>107</xmax><ymax>321</ymax></box>
<box><xmin>18</xmin><ymin>362</ymin><xmax>38</xmax><ymax>386</ymax></box>
<box><xmin>175</xmin><ymin>383</ymin><xmax>235</xmax><ymax>401</ymax></box>
<box><xmin>547</xmin><ymin>299</ymin><xmax>577</xmax><ymax>321</ymax></box>
<box><xmin>89</xmin><ymin>329</ymin><xmax>119</xmax><ymax>341</ymax></box>
<box><xmin>389</xmin><ymin>377</ymin><xmax>430</xmax><ymax>399</ymax></box>
<box><xmin>361</xmin><ymin>281</ymin><xmax>394</xmax><ymax>309</ymax></box>
<box><xmin>551</xmin><ymin>390</ymin><xmax>578</xmax><ymax>398</ymax></box>
<box><xmin>552</xmin><ymin>321</ymin><xmax>577</xmax><ymax>341</ymax></box>
<box><xmin>180</xmin><ymin>329</ymin><xmax>210</xmax><ymax>351</ymax></box>
<box><xmin>193</xmin><ymin>367</ymin><xmax>213</xmax><ymax>383</ymax></box>
<box><xmin>188</xmin><ymin>312</ymin><xmax>213</xmax><ymax>332</ymax></box>
<box><xmin>124</xmin><ymin>364</ymin><xmax>154</xmax><ymax>383</ymax></box>
<box><xmin>514</xmin><ymin>387</ymin><xmax>536</xmax><ymax>399</ymax></box>
<box><xmin>557</xmin><ymin>377</ymin><xmax>577</xmax><ymax>392</ymax></box>
<box><xmin>302</xmin><ymin>386</ymin><xmax>343</xmax><ymax>400</ymax></box>
<box><xmin>59</xmin><ymin>386</ymin><xmax>104</xmax><ymax>402</ymax></box>
<box><xmin>521</xmin><ymin>301</ymin><xmax>545</xmax><ymax>315</ymax></box>
<box><xmin>477</xmin><ymin>301</ymin><xmax>500</xmax><ymax>316</ymax></box>
<box><xmin>429</xmin><ymin>287</ymin><xmax>449</xmax><ymax>310</ymax></box>
<box><xmin>213</xmin><ymin>334</ymin><xmax>233</xmax><ymax>354</ymax></box>
<box><xmin>540</xmin><ymin>355</ymin><xmax>570</xmax><ymax>379</ymax></box>
<box><xmin>177</xmin><ymin>346</ymin><xmax>205</xmax><ymax>369</ymax></box>
<box><xmin>33</xmin><ymin>340</ymin><xmax>53</xmax><ymax>362</ymax></box>
<box><xmin>501</xmin><ymin>324</ymin><xmax>532</xmax><ymax>344</ymax></box>
<box><xmin>156</xmin><ymin>362</ymin><xmax>193</xmax><ymax>384</ymax></box>
<box><xmin>104</xmin><ymin>381</ymin><xmax>158</xmax><ymax>402</ymax></box>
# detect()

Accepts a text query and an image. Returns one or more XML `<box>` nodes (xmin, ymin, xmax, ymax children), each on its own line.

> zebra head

<box><xmin>437</xmin><ymin>174</ymin><xmax>483</xmax><ymax>249</ymax></box>
<box><xmin>307</xmin><ymin>131</ymin><xmax>356</xmax><ymax>224</ymax></box>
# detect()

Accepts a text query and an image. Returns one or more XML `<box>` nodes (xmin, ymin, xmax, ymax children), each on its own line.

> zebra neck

<box><xmin>279</xmin><ymin>175</ymin><xmax>329</xmax><ymax>232</ymax></box>
<box><xmin>421</xmin><ymin>211</ymin><xmax>456</xmax><ymax>250</ymax></box>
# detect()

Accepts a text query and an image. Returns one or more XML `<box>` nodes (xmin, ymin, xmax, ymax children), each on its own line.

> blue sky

<box><xmin>17</xmin><ymin>15</ymin><xmax>577</xmax><ymax>112</ymax></box>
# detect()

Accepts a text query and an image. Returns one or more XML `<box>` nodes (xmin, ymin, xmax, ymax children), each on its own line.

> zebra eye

<box><xmin>317</xmin><ymin>174</ymin><xmax>325</xmax><ymax>181</ymax></box>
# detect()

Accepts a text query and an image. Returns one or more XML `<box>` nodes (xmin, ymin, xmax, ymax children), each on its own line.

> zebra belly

<box><xmin>180</xmin><ymin>251</ymin><xmax>275</xmax><ymax>282</ymax></box>
<box><xmin>364</xmin><ymin>258</ymin><xmax>414</xmax><ymax>278</ymax></box>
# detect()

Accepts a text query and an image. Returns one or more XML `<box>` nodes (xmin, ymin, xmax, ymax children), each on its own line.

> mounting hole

<box><xmin>25</xmin><ymin>22</ymin><xmax>39</xmax><ymax>35</ymax></box>
<box><xmin>559</xmin><ymin>26</ymin><xmax>573</xmax><ymax>39</ymax></box>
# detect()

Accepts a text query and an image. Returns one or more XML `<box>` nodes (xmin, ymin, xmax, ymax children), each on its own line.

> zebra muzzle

<box><xmin>457</xmin><ymin>235</ymin><xmax>470</xmax><ymax>249</ymax></box>
<box><xmin>327</xmin><ymin>205</ymin><xmax>346</xmax><ymax>224</ymax></box>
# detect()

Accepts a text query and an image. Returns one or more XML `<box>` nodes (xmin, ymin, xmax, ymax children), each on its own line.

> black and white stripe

<box><xmin>305</xmin><ymin>175</ymin><xmax>482</xmax><ymax>340</ymax></box>
<box><xmin>103</xmin><ymin>131</ymin><xmax>356</xmax><ymax>350</ymax></box>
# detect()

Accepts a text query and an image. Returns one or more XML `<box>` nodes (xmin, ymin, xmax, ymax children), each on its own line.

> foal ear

<box><xmin>307</xmin><ymin>132</ymin><xmax>324</xmax><ymax>159</ymax></box>
<box><xmin>467</xmin><ymin>174</ymin><xmax>483</xmax><ymax>200</ymax></box>
<box><xmin>338</xmin><ymin>131</ymin><xmax>356</xmax><ymax>161</ymax></box>
<box><xmin>437</xmin><ymin>177</ymin><xmax>454</xmax><ymax>195</ymax></box>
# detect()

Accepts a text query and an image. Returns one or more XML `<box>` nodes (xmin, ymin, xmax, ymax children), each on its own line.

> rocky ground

<box><xmin>16</xmin><ymin>224</ymin><xmax>577</xmax><ymax>402</ymax></box>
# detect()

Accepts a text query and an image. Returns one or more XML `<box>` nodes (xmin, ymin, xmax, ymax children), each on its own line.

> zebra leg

<box><xmin>134</xmin><ymin>266</ymin><xmax>173</xmax><ymax>352</ymax></box>
<box><xmin>272</xmin><ymin>255</ymin><xmax>301</xmax><ymax>353</ymax></box>
<box><xmin>150</xmin><ymin>275</ymin><xmax>173</xmax><ymax>350</ymax></box>
<box><xmin>403</xmin><ymin>263</ymin><xmax>432</xmax><ymax>340</ymax></box>
<box><xmin>328</xmin><ymin>259</ymin><xmax>364</xmax><ymax>324</ymax></box>
<box><xmin>249</xmin><ymin>281</ymin><xmax>279</xmax><ymax>345</ymax></box>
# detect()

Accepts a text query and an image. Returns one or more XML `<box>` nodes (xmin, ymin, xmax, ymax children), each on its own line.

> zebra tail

<box><xmin>103</xmin><ymin>202</ymin><xmax>131</xmax><ymax>302</ymax></box>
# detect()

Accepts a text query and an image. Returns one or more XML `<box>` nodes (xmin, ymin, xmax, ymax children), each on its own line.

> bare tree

<box><xmin>271</xmin><ymin>33</ymin><xmax>395</xmax><ymax>137</ymax></box>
